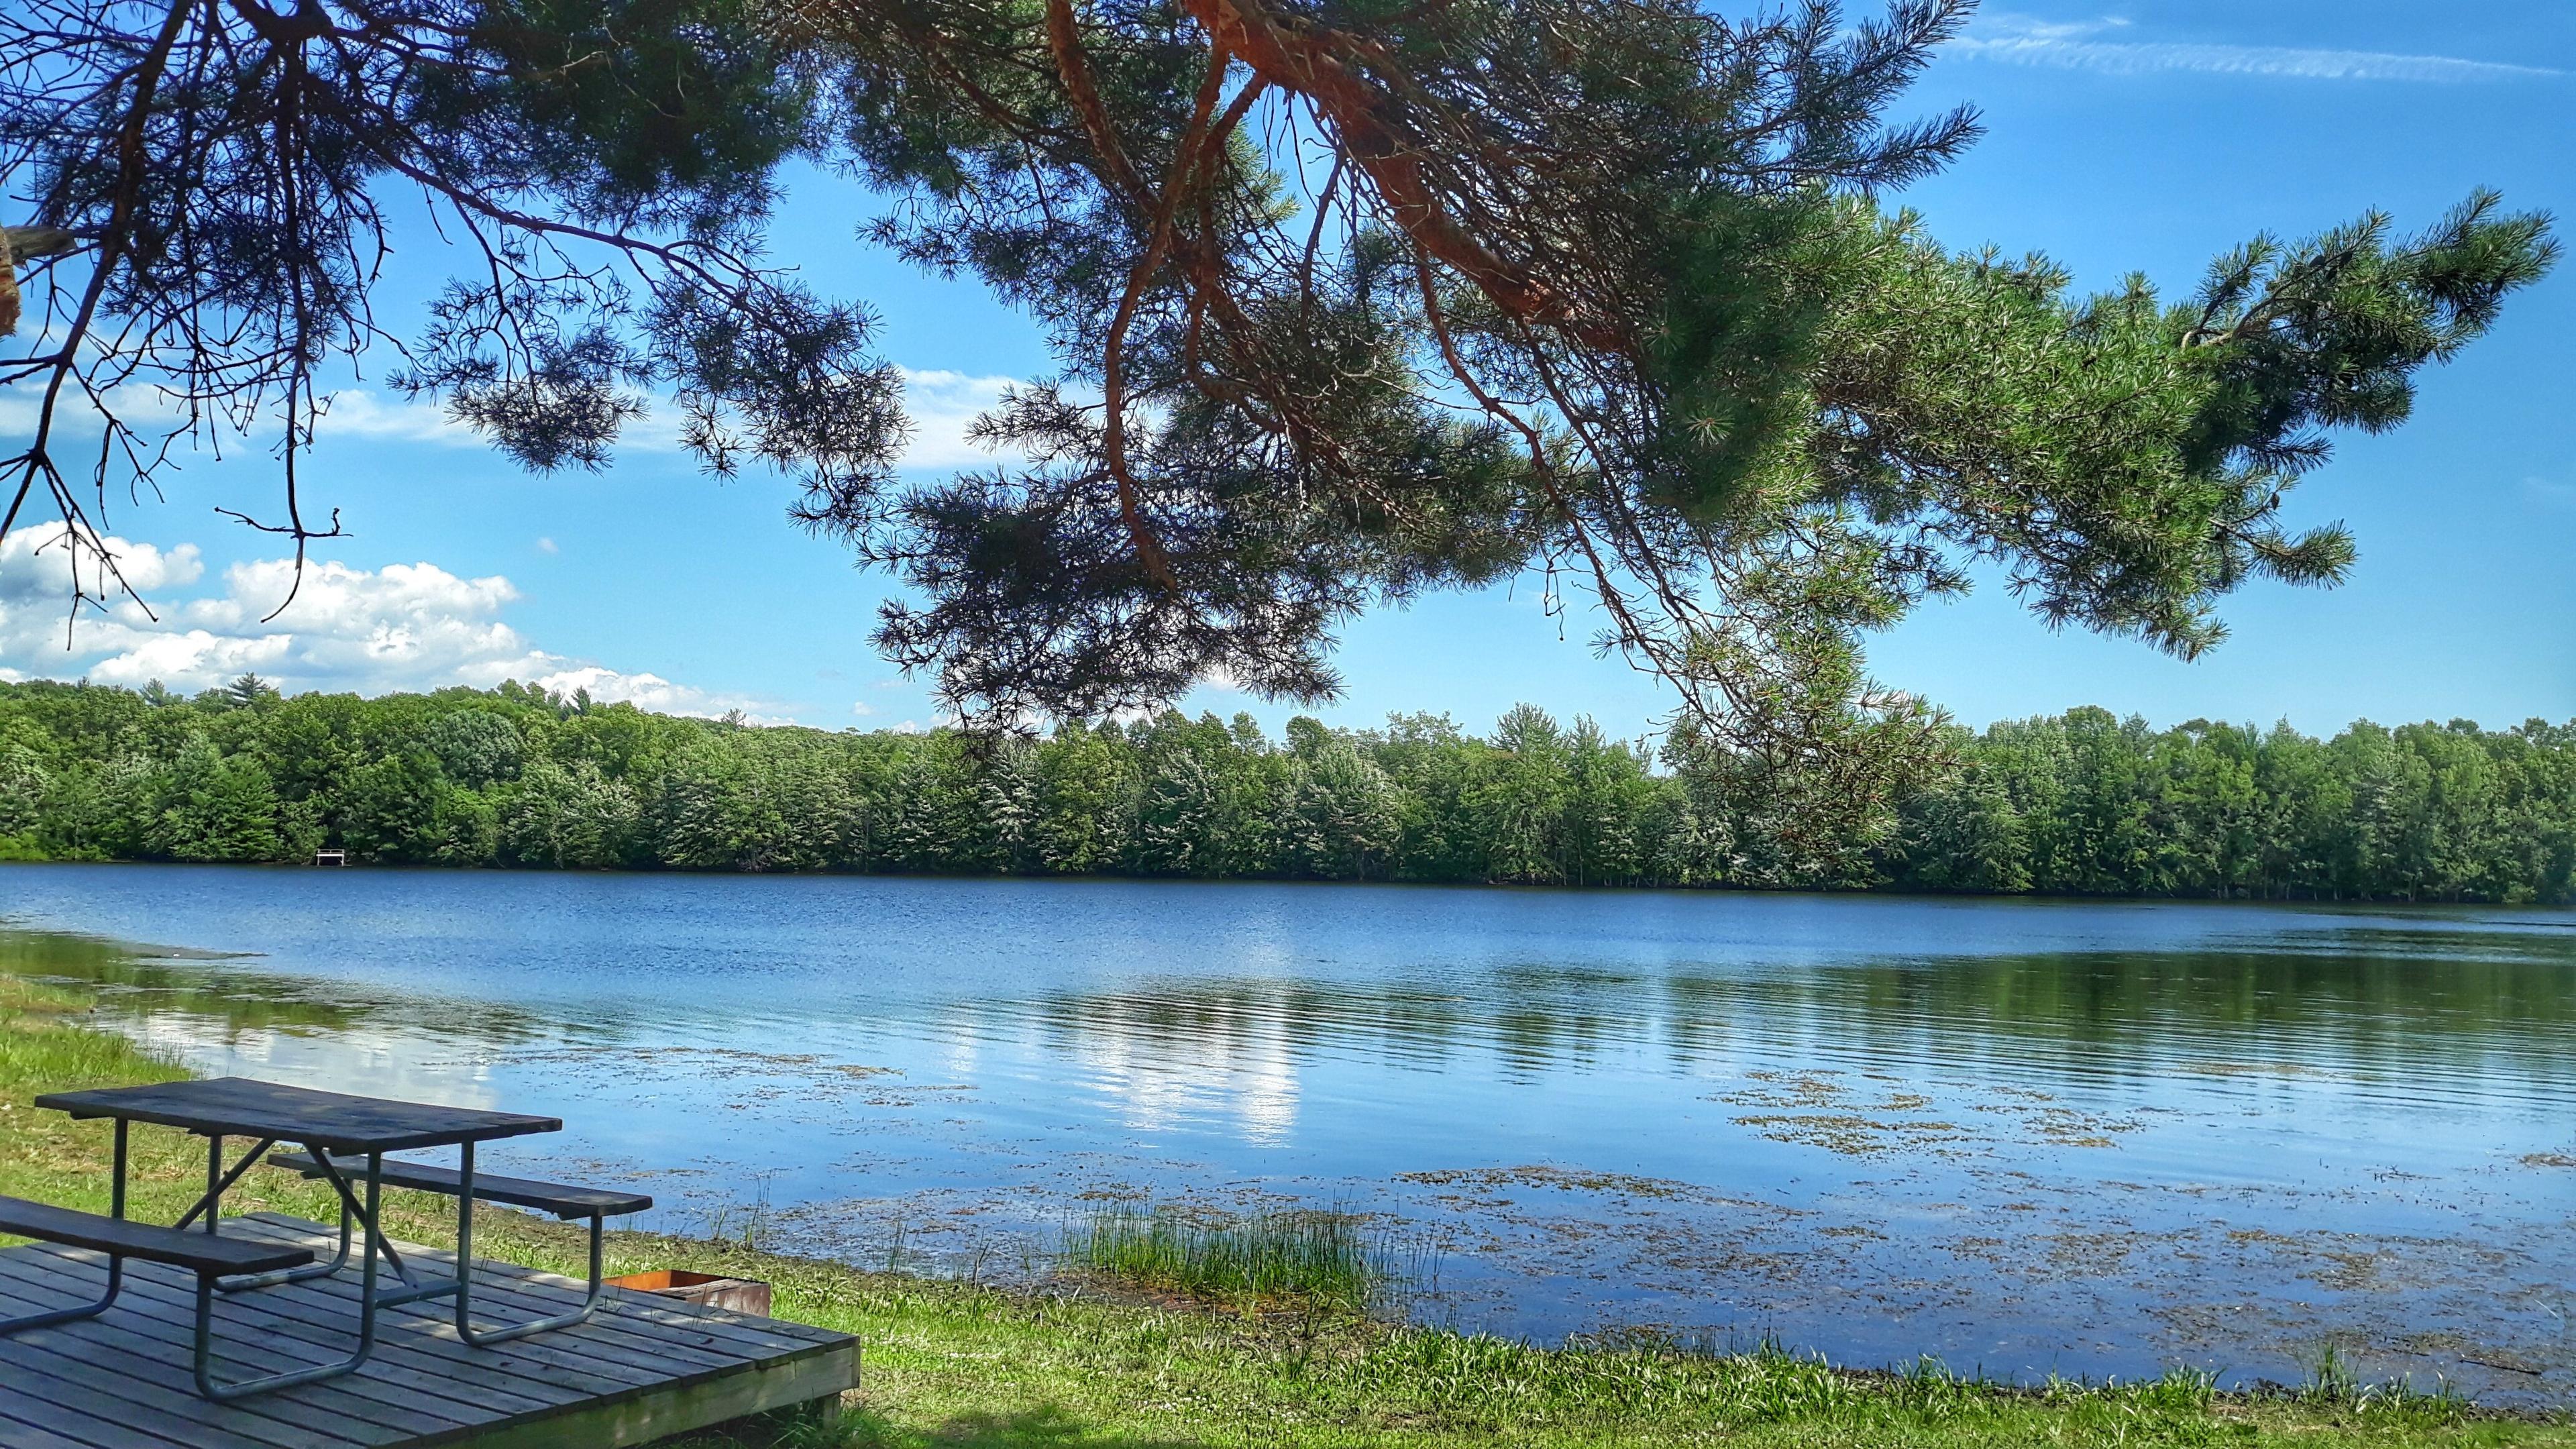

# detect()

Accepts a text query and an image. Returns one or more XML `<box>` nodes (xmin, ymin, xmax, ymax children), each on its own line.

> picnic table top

<box><xmin>32</xmin><ymin>1077</ymin><xmax>562</xmax><ymax>1153</ymax></box>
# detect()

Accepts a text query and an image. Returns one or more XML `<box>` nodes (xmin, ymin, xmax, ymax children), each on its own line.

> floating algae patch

<box><xmin>2181</xmin><ymin>1059</ymin><xmax>2341</xmax><ymax>1079</ymax></box>
<box><xmin>2218</xmin><ymin>1228</ymin><xmax>2525</xmax><ymax>1297</ymax></box>
<box><xmin>1947</xmin><ymin>1227</ymin><xmax>2172</xmax><ymax>1281</ymax></box>
<box><xmin>500</xmin><ymin>1044</ymin><xmax>904</xmax><ymax>1081</ymax></box>
<box><xmin>2020</xmin><ymin>1107</ymin><xmax>2143</xmax><ymax>1148</ymax></box>
<box><xmin>1730</xmin><ymin>1112</ymin><xmax>1976</xmax><ymax>1157</ymax></box>
<box><xmin>1718</xmin><ymin>1069</ymin><xmax>1850</xmax><ymax>1108</ymax></box>
<box><xmin>1712</xmin><ymin>1070</ymin><xmax>2015</xmax><ymax>1157</ymax></box>
<box><xmin>1709</xmin><ymin>1067</ymin><xmax>2155</xmax><ymax>1157</ymax></box>
<box><xmin>1397</xmin><ymin>1166</ymin><xmax>1707</xmax><ymax>1200</ymax></box>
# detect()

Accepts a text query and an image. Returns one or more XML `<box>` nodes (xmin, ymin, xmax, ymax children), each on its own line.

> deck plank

<box><xmin>0</xmin><ymin>1408</ymin><xmax>107</xmax><ymax>1449</ymax></box>
<box><xmin>221</xmin><ymin>1220</ymin><xmax>784</xmax><ymax>1373</ymax></box>
<box><xmin>0</xmin><ymin>1244</ymin><xmax>687</xmax><ymax>1397</ymax></box>
<box><xmin>0</xmin><ymin>1252</ymin><xmax>570</xmax><ymax>1421</ymax></box>
<box><xmin>0</xmin><ymin>1358</ymin><xmax>303</xmax><ymax>1449</ymax></box>
<box><xmin>0</xmin><ymin>1246</ymin><xmax>727</xmax><ymax>1411</ymax></box>
<box><xmin>233</xmin><ymin>1217</ymin><xmax>837</xmax><ymax>1354</ymax></box>
<box><xmin>0</xmin><ymin>1281</ymin><xmax>413</xmax><ymax>1447</ymax></box>
<box><xmin>0</xmin><ymin>1217</ymin><xmax>859</xmax><ymax>1449</ymax></box>
<box><xmin>0</xmin><ymin>1248</ymin><xmax>612</xmax><ymax>1413</ymax></box>
<box><xmin>0</xmin><ymin>1265</ymin><xmax>433</xmax><ymax>1443</ymax></box>
<box><xmin>223</xmin><ymin>1222</ymin><xmax>793</xmax><ymax>1361</ymax></box>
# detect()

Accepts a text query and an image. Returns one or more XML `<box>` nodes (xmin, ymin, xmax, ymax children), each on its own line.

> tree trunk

<box><xmin>0</xmin><ymin>225</ymin><xmax>77</xmax><ymax>337</ymax></box>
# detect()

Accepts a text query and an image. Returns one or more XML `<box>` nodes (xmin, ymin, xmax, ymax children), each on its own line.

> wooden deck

<box><xmin>0</xmin><ymin>1214</ymin><xmax>859</xmax><ymax>1448</ymax></box>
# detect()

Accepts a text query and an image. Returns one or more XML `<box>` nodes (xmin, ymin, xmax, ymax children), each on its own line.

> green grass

<box><xmin>1065</xmin><ymin>1202</ymin><xmax>1399</xmax><ymax>1314</ymax></box>
<box><xmin>4</xmin><ymin>970</ymin><xmax>2571</xmax><ymax>1448</ymax></box>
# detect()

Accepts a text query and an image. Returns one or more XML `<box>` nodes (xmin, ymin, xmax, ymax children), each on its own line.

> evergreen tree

<box><xmin>1033</xmin><ymin>723</ymin><xmax>1136</xmax><ymax>875</ymax></box>
<box><xmin>1367</xmin><ymin>713</ymin><xmax>1490</xmax><ymax>883</ymax></box>
<box><xmin>500</xmin><ymin>758</ymin><xmax>638</xmax><ymax>869</ymax></box>
<box><xmin>1473</xmin><ymin>706</ymin><xmax>1570</xmax><ymax>885</ymax></box>
<box><xmin>337</xmin><ymin>752</ymin><xmax>451</xmax><ymax>862</ymax></box>
<box><xmin>3</xmin><ymin>0</ymin><xmax>2550</xmax><ymax>781</ymax></box>
<box><xmin>1558</xmin><ymin>720</ymin><xmax>1656</xmax><ymax>887</ymax></box>
<box><xmin>761</xmin><ymin>749</ymin><xmax>864</xmax><ymax>872</ymax></box>
<box><xmin>1277</xmin><ymin>724</ymin><xmax>1401</xmax><ymax>880</ymax></box>
<box><xmin>148</xmin><ymin>739</ymin><xmax>283</xmax><ymax>862</ymax></box>
<box><xmin>424</xmin><ymin>710</ymin><xmax>525</xmax><ymax>790</ymax></box>
<box><xmin>1892</xmin><ymin>757</ymin><xmax>2030</xmax><ymax>894</ymax></box>
<box><xmin>0</xmin><ymin>743</ymin><xmax>47</xmax><ymax>840</ymax></box>
<box><xmin>968</xmin><ymin>742</ymin><xmax>1042</xmax><ymax>875</ymax></box>
<box><xmin>653</xmin><ymin>743</ymin><xmax>759</xmax><ymax>870</ymax></box>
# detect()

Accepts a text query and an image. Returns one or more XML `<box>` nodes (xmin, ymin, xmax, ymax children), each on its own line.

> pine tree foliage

<box><xmin>1</xmin><ymin>0</ymin><xmax>2555</xmax><ymax>775</ymax></box>
<box><xmin>0</xmin><ymin>0</ymin><xmax>898</xmax><ymax>610</ymax></box>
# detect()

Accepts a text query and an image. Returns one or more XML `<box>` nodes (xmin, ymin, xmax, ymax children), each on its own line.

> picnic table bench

<box><xmin>268</xmin><ymin>1148</ymin><xmax>651</xmax><ymax>1333</ymax></box>
<box><xmin>0</xmin><ymin>1077</ymin><xmax>651</xmax><ymax>1401</ymax></box>
<box><xmin>0</xmin><ymin>1197</ymin><xmax>312</xmax><ymax>1279</ymax></box>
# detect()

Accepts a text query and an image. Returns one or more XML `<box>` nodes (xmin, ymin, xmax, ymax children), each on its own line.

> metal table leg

<box><xmin>261</xmin><ymin>1146</ymin><xmax>470</xmax><ymax>1308</ymax></box>
<box><xmin>194</xmin><ymin>1152</ymin><xmax>382</xmax><ymax>1399</ymax></box>
<box><xmin>453</xmin><ymin>1141</ymin><xmax>606</xmax><ymax>1346</ymax></box>
<box><xmin>208</xmin><ymin>1133</ymin><xmax>357</xmax><ymax>1293</ymax></box>
<box><xmin>176</xmin><ymin>1132</ymin><xmax>281</xmax><ymax>1234</ymax></box>
<box><xmin>0</xmin><ymin>1121</ymin><xmax>127</xmax><ymax>1335</ymax></box>
<box><xmin>303</xmin><ymin>1145</ymin><xmax>467</xmax><ymax>1306</ymax></box>
<box><xmin>166</xmin><ymin>1132</ymin><xmax>360</xmax><ymax>1295</ymax></box>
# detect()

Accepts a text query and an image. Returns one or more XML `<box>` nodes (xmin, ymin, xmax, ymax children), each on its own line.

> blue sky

<box><xmin>2</xmin><ymin>1</ymin><xmax>2569</xmax><ymax>738</ymax></box>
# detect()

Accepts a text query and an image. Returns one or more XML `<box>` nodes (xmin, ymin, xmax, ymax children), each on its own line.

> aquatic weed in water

<box><xmin>705</xmin><ymin>1175</ymin><xmax>775</xmax><ymax>1252</ymax></box>
<box><xmin>1065</xmin><ymin>1201</ymin><xmax>1406</xmax><ymax>1314</ymax></box>
<box><xmin>2293</xmin><ymin>1342</ymin><xmax>2473</xmax><ymax>1424</ymax></box>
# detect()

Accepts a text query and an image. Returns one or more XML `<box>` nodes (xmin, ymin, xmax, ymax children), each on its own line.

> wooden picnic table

<box><xmin>36</xmin><ymin>1077</ymin><xmax>561</xmax><ymax>1155</ymax></box>
<box><xmin>8</xmin><ymin>1077</ymin><xmax>592</xmax><ymax>1399</ymax></box>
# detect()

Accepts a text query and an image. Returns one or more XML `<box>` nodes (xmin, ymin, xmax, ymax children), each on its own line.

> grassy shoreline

<box><xmin>4</xmin><ymin>973</ymin><xmax>2569</xmax><ymax>1448</ymax></box>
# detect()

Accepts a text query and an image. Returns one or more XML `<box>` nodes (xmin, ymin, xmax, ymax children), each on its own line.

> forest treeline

<box><xmin>0</xmin><ymin>678</ymin><xmax>2570</xmax><ymax>903</ymax></box>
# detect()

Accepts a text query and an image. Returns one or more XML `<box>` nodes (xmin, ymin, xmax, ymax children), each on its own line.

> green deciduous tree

<box><xmin>1033</xmin><ymin>722</ymin><xmax>1137</xmax><ymax>874</ymax></box>
<box><xmin>148</xmin><ymin>737</ymin><xmax>284</xmax><ymax>862</ymax></box>
<box><xmin>1472</xmin><ymin>704</ymin><xmax>1570</xmax><ymax>885</ymax></box>
<box><xmin>3</xmin><ymin>677</ymin><xmax>2573</xmax><ymax>902</ymax></box>
<box><xmin>500</xmin><ymin>757</ymin><xmax>639</xmax><ymax>868</ymax></box>
<box><xmin>1277</xmin><ymin>720</ymin><xmax>1399</xmax><ymax>879</ymax></box>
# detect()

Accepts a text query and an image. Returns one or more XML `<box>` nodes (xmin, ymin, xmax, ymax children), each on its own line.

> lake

<box><xmin>2</xmin><ymin>863</ymin><xmax>2571</xmax><ymax>1399</ymax></box>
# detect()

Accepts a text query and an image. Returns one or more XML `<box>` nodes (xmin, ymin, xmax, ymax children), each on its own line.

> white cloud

<box><xmin>1952</xmin><ymin>14</ymin><xmax>2563</xmax><ymax>83</ymax></box>
<box><xmin>9</xmin><ymin>358</ymin><xmax>1024</xmax><ymax>488</ymax></box>
<box><xmin>523</xmin><ymin>663</ymin><xmax>790</xmax><ymax>723</ymax></box>
<box><xmin>309</xmin><ymin>389</ymin><xmax>481</xmax><ymax>445</ymax></box>
<box><xmin>898</xmin><ymin>367</ymin><xmax>1025</xmax><ymax>470</ymax></box>
<box><xmin>85</xmin><ymin>629</ymin><xmax>294</xmax><ymax>685</ymax></box>
<box><xmin>536</xmin><ymin>537</ymin><xmax>559</xmax><ymax>554</ymax></box>
<box><xmin>320</xmin><ymin>369</ymin><xmax>1029</xmax><ymax>469</ymax></box>
<box><xmin>0</xmin><ymin>526</ymin><xmax>203</xmax><ymax>601</ymax></box>
<box><xmin>0</xmin><ymin>523</ymin><xmax>786</xmax><ymax>719</ymax></box>
<box><xmin>180</xmin><ymin>556</ymin><xmax>520</xmax><ymax>632</ymax></box>
<box><xmin>0</xmin><ymin>383</ymin><xmax>467</xmax><ymax>451</ymax></box>
<box><xmin>851</xmin><ymin>700</ymin><xmax>877</xmax><ymax>718</ymax></box>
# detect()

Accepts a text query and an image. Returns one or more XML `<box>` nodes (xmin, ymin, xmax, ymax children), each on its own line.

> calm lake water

<box><xmin>3</xmin><ymin>863</ymin><xmax>2571</xmax><ymax>1399</ymax></box>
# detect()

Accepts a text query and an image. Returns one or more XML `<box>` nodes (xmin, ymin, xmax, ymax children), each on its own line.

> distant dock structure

<box><xmin>313</xmin><ymin>849</ymin><xmax>347</xmax><ymax>867</ymax></box>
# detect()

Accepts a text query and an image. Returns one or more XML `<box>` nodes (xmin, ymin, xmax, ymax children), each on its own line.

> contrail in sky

<box><xmin>1949</xmin><ymin>17</ymin><xmax>2564</xmax><ymax>83</ymax></box>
